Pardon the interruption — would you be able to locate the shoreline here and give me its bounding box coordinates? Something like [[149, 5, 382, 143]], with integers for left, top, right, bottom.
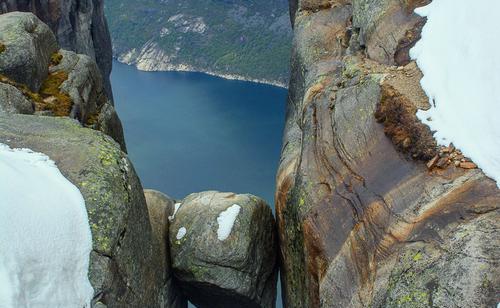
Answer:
[[114, 57, 289, 89]]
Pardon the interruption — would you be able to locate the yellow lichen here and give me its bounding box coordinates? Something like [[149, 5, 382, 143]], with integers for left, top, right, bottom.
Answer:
[[413, 252, 423, 262], [50, 52, 63, 66]]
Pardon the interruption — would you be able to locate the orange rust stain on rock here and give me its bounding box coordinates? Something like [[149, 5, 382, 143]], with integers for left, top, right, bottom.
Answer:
[[303, 219, 329, 308]]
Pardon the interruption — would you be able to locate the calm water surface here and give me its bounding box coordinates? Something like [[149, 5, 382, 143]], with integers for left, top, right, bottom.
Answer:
[[111, 60, 286, 206], [111, 60, 286, 307]]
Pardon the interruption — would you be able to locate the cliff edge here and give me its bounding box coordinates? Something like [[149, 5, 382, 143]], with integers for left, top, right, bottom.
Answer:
[[277, 0, 499, 307]]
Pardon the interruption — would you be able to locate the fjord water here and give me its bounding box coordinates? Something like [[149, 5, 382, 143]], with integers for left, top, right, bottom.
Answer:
[[111, 60, 286, 206]]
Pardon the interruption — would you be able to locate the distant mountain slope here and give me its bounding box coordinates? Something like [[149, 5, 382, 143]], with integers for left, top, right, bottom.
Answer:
[[105, 0, 292, 86]]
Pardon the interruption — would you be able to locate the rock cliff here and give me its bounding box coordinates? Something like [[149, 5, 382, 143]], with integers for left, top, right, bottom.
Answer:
[[277, 0, 499, 307], [0, 0, 114, 101]]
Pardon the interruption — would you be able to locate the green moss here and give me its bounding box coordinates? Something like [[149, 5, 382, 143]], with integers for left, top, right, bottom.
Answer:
[[0, 42, 5, 54], [104, 0, 292, 83]]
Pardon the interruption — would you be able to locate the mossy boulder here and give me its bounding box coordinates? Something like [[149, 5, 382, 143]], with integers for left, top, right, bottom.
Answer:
[[169, 191, 278, 308], [0, 114, 162, 307], [0, 12, 58, 91], [49, 49, 126, 150]]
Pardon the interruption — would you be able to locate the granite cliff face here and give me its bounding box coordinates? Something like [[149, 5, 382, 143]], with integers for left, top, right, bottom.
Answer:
[[0, 0, 114, 101], [277, 0, 500, 307]]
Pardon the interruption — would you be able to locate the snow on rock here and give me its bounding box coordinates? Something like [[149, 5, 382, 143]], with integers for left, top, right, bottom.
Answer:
[[0, 143, 93, 307], [410, 0, 500, 186], [168, 202, 182, 222], [176, 227, 187, 240], [216, 204, 241, 241]]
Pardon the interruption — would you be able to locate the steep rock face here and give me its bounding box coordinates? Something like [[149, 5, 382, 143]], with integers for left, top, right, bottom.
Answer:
[[0, 0, 114, 100], [0, 114, 164, 307], [278, 0, 500, 307], [169, 191, 278, 308]]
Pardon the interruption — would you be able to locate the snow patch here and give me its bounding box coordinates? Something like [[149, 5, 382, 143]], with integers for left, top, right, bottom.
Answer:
[[168, 202, 182, 221], [176, 227, 187, 240], [216, 204, 241, 241], [0, 143, 94, 307], [410, 0, 500, 187]]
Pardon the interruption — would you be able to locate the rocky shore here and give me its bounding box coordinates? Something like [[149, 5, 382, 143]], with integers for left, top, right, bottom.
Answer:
[[116, 42, 288, 89]]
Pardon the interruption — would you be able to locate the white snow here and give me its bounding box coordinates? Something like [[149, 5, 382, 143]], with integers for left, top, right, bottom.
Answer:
[[176, 227, 187, 240], [168, 202, 182, 221], [0, 143, 94, 307], [410, 0, 500, 187], [216, 204, 241, 241]]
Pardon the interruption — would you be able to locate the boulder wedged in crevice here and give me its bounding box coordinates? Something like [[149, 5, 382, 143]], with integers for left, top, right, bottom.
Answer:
[[168, 191, 278, 308]]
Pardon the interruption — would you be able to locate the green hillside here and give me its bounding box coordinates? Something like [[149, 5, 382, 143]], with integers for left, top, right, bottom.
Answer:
[[105, 0, 292, 85]]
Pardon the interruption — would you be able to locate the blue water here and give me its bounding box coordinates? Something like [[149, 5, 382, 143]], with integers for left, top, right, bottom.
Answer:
[[111, 60, 286, 206], [111, 60, 286, 307]]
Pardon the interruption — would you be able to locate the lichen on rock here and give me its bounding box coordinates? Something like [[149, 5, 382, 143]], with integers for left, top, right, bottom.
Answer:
[[278, 1, 500, 307], [169, 191, 278, 308], [0, 114, 163, 307]]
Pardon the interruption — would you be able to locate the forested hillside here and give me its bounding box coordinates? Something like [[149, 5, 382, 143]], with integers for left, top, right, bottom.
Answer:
[[105, 0, 292, 85]]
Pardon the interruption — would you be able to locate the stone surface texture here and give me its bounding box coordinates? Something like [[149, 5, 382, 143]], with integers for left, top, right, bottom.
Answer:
[[0, 11, 57, 91], [144, 189, 187, 308], [0, 0, 114, 100], [278, 0, 500, 307], [169, 191, 278, 308], [0, 114, 163, 307], [0, 82, 34, 114]]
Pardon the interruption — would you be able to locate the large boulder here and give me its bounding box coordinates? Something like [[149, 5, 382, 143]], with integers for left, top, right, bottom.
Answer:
[[0, 0, 114, 100], [0, 114, 163, 307], [169, 191, 278, 308], [278, 0, 500, 307], [144, 189, 187, 308], [0, 12, 58, 91], [0, 82, 34, 114]]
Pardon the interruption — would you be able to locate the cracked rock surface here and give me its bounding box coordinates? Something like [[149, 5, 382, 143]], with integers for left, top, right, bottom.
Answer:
[[278, 0, 500, 307]]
